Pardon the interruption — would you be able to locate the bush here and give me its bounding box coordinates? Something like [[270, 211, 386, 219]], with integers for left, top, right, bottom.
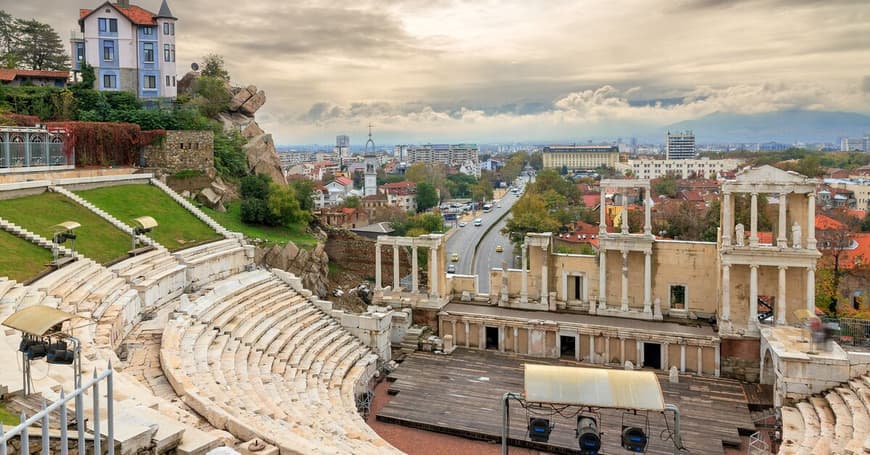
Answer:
[[240, 197, 270, 225], [240, 174, 271, 200]]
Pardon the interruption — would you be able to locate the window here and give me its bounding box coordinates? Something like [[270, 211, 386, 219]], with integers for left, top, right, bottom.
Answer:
[[144, 75, 156, 89], [142, 26, 153, 35], [103, 74, 115, 88], [109, 19, 117, 33], [164, 23, 170, 35], [670, 285, 686, 310], [164, 44, 170, 62], [166, 75, 170, 86], [98, 18, 107, 32], [103, 41, 114, 61], [172, 76, 176, 87], [143, 42, 154, 62], [75, 43, 85, 62], [170, 23, 175, 35], [170, 45, 175, 62]]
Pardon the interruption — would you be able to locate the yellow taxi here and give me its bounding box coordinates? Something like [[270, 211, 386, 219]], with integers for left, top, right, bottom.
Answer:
[[451, 253, 460, 262], [495, 245, 504, 253]]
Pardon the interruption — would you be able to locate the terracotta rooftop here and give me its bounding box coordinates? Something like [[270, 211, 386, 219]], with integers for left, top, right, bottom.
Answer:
[[334, 176, 352, 186], [80, 3, 159, 26], [381, 181, 416, 190], [816, 214, 846, 231], [836, 232, 870, 269], [0, 69, 69, 81]]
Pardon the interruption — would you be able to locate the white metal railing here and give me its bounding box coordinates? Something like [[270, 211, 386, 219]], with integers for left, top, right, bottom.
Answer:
[[0, 366, 114, 455], [748, 431, 770, 454]]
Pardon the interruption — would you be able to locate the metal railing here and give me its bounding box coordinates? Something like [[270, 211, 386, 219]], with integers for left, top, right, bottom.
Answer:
[[0, 142, 70, 169], [0, 366, 114, 455], [829, 317, 870, 347], [748, 431, 770, 454]]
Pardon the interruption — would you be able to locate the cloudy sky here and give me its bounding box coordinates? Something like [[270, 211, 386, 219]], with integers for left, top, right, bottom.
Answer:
[[9, 0, 870, 144]]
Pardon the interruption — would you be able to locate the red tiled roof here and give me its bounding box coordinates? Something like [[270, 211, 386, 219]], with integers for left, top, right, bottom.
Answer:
[[334, 176, 352, 186], [80, 3, 158, 26], [846, 209, 867, 220], [680, 190, 705, 202], [0, 69, 69, 82], [816, 214, 846, 231], [582, 194, 600, 208], [312, 160, 337, 167], [837, 233, 870, 269], [382, 181, 416, 190]]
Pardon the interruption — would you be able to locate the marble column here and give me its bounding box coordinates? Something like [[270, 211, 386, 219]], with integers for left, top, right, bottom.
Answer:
[[575, 335, 580, 361], [464, 321, 470, 348], [722, 191, 732, 246], [430, 246, 439, 298], [807, 266, 816, 312], [714, 345, 721, 377], [598, 250, 607, 309], [513, 327, 519, 353], [599, 186, 607, 234], [375, 243, 382, 289], [621, 191, 629, 234], [749, 264, 758, 326], [643, 251, 652, 314], [750, 192, 759, 246], [605, 336, 611, 364], [540, 247, 548, 306], [589, 335, 595, 363], [697, 347, 703, 374], [777, 266, 787, 324], [807, 193, 816, 249], [777, 192, 788, 248], [620, 338, 625, 365], [621, 250, 629, 312], [680, 344, 686, 373], [662, 343, 669, 371], [520, 244, 528, 304], [411, 247, 419, 292], [393, 244, 400, 290], [721, 264, 731, 321], [644, 191, 652, 235]]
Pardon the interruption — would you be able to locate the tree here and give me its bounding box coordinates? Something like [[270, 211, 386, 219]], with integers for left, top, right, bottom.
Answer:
[[343, 196, 360, 209], [503, 193, 561, 247], [13, 18, 68, 71], [201, 53, 230, 81], [652, 175, 678, 198], [818, 221, 855, 305], [0, 10, 18, 68], [416, 182, 439, 212], [192, 76, 231, 118], [267, 182, 308, 226], [290, 178, 316, 213], [72, 62, 95, 90], [862, 213, 870, 233]]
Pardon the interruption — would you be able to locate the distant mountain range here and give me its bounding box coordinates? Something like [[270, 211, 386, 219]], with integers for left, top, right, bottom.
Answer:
[[663, 110, 870, 144]]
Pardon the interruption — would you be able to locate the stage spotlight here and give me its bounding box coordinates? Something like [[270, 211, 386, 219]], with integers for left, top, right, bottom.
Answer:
[[528, 417, 553, 442], [25, 341, 49, 360], [576, 415, 601, 454], [47, 348, 75, 365], [621, 426, 648, 452]]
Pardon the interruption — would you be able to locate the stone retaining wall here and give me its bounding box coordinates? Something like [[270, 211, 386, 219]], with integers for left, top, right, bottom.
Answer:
[[143, 130, 214, 174]]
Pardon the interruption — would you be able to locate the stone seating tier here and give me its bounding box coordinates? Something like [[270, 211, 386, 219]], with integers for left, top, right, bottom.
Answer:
[[160, 271, 401, 454], [778, 375, 870, 454]]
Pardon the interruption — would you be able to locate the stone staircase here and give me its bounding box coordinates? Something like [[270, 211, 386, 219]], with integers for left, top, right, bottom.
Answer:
[[149, 178, 238, 239], [160, 270, 401, 455], [779, 375, 870, 454], [0, 215, 77, 257], [0, 264, 222, 454], [49, 185, 160, 249]]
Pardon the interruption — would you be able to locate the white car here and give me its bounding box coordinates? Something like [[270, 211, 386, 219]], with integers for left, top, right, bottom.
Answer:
[[473, 218, 483, 226], [458, 221, 467, 227]]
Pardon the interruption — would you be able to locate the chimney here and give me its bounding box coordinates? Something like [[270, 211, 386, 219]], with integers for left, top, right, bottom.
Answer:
[[118, 0, 130, 8]]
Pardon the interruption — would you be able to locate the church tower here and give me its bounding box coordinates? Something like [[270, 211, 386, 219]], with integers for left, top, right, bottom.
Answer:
[[364, 124, 378, 196]]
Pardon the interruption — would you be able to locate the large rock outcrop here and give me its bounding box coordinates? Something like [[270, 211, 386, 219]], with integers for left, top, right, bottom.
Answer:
[[179, 72, 286, 185], [257, 241, 330, 297]]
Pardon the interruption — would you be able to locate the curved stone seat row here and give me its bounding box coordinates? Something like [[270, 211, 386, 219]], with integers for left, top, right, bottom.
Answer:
[[173, 238, 252, 289], [779, 375, 870, 454], [160, 270, 400, 455]]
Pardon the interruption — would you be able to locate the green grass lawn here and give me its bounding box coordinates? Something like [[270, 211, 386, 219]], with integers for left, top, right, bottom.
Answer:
[[0, 229, 51, 282], [201, 202, 317, 249], [76, 184, 222, 251], [0, 402, 19, 425], [0, 192, 130, 264]]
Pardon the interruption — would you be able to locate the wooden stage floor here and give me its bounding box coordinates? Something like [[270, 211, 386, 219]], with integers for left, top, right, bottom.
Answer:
[[377, 349, 756, 454]]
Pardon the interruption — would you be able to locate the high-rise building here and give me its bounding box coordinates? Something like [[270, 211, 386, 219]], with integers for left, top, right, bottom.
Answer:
[[403, 144, 478, 166], [666, 131, 696, 160], [335, 135, 350, 168], [840, 136, 869, 152], [72, 0, 178, 98]]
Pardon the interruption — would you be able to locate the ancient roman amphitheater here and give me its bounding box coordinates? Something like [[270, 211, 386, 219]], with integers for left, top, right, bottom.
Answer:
[[4, 168, 870, 455], [0, 172, 401, 454]]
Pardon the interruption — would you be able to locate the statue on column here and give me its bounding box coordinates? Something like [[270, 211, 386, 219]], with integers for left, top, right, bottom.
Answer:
[[735, 223, 745, 246], [792, 221, 802, 249]]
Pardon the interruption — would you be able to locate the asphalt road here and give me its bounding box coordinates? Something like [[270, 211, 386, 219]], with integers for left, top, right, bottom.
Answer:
[[444, 190, 520, 274], [474, 215, 514, 292]]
